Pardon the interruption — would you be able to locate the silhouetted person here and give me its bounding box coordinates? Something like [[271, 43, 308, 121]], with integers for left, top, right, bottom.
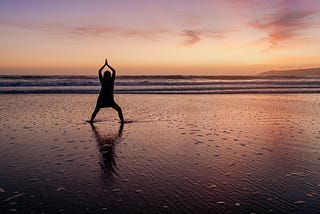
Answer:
[[91, 123, 123, 174], [90, 59, 124, 124]]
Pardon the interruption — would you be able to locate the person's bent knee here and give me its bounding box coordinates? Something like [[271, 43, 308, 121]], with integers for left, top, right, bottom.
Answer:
[[112, 104, 121, 111]]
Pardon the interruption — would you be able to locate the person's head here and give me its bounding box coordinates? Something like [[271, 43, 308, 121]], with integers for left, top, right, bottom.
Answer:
[[103, 71, 111, 80]]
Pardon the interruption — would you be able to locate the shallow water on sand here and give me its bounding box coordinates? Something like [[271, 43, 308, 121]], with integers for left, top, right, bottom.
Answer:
[[0, 94, 320, 213]]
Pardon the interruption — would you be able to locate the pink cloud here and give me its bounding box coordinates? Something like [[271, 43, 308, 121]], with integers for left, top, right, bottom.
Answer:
[[180, 29, 226, 46], [0, 19, 168, 40], [1, 18, 230, 46], [226, 0, 259, 7], [252, 10, 317, 47], [181, 30, 201, 46]]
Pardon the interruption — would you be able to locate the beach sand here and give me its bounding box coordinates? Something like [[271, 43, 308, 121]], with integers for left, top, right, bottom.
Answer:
[[0, 94, 320, 213]]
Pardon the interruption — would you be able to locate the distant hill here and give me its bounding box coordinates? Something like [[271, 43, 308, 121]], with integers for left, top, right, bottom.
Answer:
[[259, 67, 320, 76]]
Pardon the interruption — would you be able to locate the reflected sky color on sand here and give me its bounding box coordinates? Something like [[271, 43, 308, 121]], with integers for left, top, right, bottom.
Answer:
[[0, 94, 320, 213]]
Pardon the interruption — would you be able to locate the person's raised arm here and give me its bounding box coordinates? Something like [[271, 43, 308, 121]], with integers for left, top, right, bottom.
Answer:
[[106, 59, 116, 81], [98, 59, 108, 83]]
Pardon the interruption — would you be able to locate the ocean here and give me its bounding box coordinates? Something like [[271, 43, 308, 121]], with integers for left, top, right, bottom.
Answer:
[[0, 75, 320, 94]]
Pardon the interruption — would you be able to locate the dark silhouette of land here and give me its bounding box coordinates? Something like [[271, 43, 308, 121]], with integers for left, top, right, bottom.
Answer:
[[90, 59, 124, 124], [259, 67, 320, 76], [91, 123, 123, 174]]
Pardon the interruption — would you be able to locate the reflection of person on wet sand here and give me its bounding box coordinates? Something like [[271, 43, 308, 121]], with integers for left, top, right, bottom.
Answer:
[[91, 124, 123, 173], [90, 58, 124, 124]]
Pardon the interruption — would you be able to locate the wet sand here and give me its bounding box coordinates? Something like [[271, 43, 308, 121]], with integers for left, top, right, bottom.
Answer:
[[0, 94, 320, 213]]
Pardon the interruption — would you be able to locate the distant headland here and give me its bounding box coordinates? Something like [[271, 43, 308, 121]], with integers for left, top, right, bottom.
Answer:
[[259, 67, 320, 76]]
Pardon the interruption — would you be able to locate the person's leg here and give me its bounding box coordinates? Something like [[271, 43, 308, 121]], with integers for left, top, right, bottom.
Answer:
[[90, 107, 100, 123], [111, 102, 124, 124]]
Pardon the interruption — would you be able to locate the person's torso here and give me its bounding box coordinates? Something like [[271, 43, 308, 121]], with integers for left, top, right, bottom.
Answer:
[[99, 79, 114, 99]]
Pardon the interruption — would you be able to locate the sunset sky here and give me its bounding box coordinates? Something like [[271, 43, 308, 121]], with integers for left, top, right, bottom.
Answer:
[[1, 0, 320, 75]]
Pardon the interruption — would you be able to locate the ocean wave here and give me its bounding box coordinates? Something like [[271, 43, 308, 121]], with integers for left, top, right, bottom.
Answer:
[[0, 75, 319, 94]]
